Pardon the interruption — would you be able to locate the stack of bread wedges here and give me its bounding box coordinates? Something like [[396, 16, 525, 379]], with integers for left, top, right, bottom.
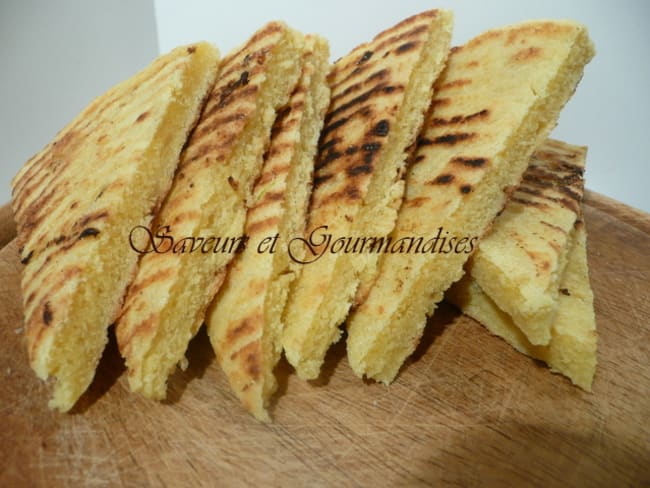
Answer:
[[11, 9, 597, 420]]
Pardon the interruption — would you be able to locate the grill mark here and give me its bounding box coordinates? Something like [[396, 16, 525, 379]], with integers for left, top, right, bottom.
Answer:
[[318, 137, 340, 154], [220, 23, 282, 68], [367, 68, 389, 82], [347, 164, 373, 177], [374, 23, 430, 53], [330, 81, 364, 105], [431, 109, 490, 126], [438, 78, 473, 90], [117, 312, 159, 353], [19, 184, 66, 232], [403, 197, 430, 208], [21, 250, 34, 265], [321, 117, 349, 139], [521, 163, 585, 209], [215, 70, 251, 109], [540, 221, 566, 234], [317, 184, 361, 207], [18, 139, 79, 206], [13, 145, 59, 197], [357, 50, 374, 65], [200, 85, 257, 124], [26, 264, 82, 355], [79, 210, 109, 229], [451, 157, 488, 168], [313, 173, 334, 188], [195, 111, 248, 139], [558, 185, 582, 205], [510, 197, 548, 209], [186, 134, 232, 162], [413, 154, 426, 164], [254, 190, 284, 208], [373, 120, 390, 137], [246, 215, 280, 234], [428, 174, 454, 185], [419, 132, 475, 146], [124, 267, 175, 301], [517, 186, 544, 199], [512, 46, 542, 62], [219, 46, 268, 80], [122, 56, 183, 96], [265, 140, 294, 160], [315, 149, 343, 171], [226, 316, 261, 344], [78, 228, 100, 239], [171, 209, 202, 225], [431, 97, 451, 108], [382, 85, 402, 95], [332, 10, 437, 75], [325, 83, 388, 122], [135, 111, 149, 123], [14, 161, 59, 209], [516, 186, 580, 214], [395, 41, 420, 54], [460, 185, 472, 194], [229, 340, 262, 380], [42, 301, 53, 326], [362, 142, 382, 165], [330, 62, 372, 91], [255, 163, 290, 188]]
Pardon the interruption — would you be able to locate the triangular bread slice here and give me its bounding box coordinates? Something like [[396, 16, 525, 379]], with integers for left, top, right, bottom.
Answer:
[[206, 35, 331, 421], [463, 139, 587, 345], [281, 10, 454, 380], [10, 42, 220, 411], [449, 218, 597, 390], [115, 23, 305, 400], [346, 20, 595, 383]]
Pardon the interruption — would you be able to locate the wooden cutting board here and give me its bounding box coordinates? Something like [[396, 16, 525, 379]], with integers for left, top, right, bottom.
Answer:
[[1, 191, 649, 487]]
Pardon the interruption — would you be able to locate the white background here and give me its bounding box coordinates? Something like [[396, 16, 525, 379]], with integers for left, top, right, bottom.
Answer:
[[2, 1, 649, 212], [0, 1, 158, 205]]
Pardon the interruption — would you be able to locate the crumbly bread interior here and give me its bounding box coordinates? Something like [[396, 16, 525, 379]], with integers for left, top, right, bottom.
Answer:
[[448, 220, 597, 390], [116, 23, 305, 400], [206, 35, 330, 421], [281, 10, 453, 380], [11, 42, 219, 411], [346, 20, 595, 383], [467, 140, 587, 345]]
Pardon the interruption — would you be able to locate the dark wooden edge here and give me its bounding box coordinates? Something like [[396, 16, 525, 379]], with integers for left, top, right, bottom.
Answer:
[[583, 190, 650, 236], [0, 203, 16, 249]]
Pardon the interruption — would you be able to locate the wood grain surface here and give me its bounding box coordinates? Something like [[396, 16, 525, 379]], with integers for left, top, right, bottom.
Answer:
[[0, 192, 649, 487]]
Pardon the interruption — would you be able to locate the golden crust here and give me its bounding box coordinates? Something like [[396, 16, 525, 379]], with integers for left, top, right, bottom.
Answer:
[[207, 35, 331, 421], [116, 22, 305, 400], [346, 20, 595, 384], [282, 9, 454, 380], [467, 139, 587, 345], [11, 42, 220, 410], [447, 141, 597, 390]]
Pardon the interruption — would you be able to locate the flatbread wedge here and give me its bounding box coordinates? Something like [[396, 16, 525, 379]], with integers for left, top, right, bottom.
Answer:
[[346, 20, 595, 383], [206, 35, 331, 421], [449, 218, 597, 390], [11, 42, 220, 411], [282, 9, 454, 380], [463, 139, 587, 345], [116, 23, 305, 400]]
